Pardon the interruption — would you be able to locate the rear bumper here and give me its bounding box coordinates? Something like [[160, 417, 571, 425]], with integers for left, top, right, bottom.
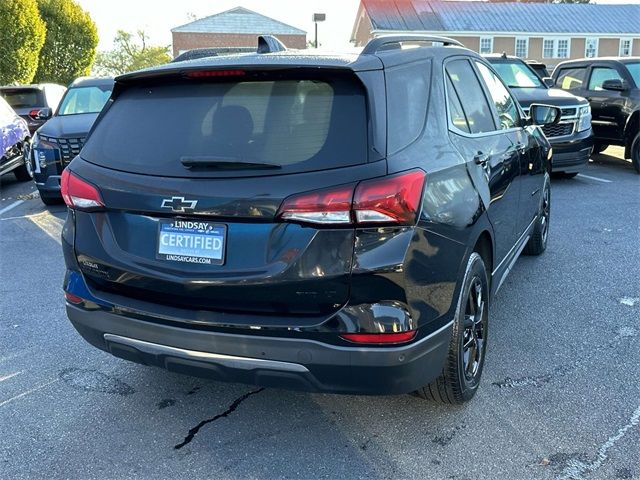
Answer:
[[66, 303, 451, 395], [549, 129, 593, 173]]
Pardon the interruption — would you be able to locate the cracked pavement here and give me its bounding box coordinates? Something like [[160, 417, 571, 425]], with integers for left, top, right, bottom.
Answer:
[[0, 149, 638, 479]]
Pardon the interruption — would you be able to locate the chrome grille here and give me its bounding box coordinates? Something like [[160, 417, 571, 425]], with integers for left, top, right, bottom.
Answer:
[[542, 122, 574, 138]]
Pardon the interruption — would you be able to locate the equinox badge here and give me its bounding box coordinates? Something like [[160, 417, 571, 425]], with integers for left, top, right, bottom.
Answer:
[[161, 196, 198, 213]]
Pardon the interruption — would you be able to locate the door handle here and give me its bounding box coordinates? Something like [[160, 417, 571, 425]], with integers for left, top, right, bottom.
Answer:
[[474, 151, 490, 166]]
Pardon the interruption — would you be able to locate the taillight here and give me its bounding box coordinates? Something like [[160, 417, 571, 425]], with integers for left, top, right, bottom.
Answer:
[[340, 331, 417, 344], [276, 170, 425, 227], [354, 170, 425, 225], [277, 183, 355, 225], [29, 109, 41, 118], [60, 170, 104, 210]]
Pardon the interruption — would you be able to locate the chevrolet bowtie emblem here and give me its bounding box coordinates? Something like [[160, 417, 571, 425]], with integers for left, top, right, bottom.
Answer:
[[160, 196, 198, 213]]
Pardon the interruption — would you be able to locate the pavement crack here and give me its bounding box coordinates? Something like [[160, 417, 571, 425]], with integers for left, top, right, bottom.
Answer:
[[174, 387, 265, 450]]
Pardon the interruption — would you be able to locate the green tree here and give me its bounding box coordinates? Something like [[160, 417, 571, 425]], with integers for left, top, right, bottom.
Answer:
[[0, 0, 46, 85], [93, 30, 171, 76], [33, 0, 98, 85]]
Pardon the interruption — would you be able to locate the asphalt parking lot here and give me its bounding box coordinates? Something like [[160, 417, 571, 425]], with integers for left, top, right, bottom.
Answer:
[[1, 148, 638, 480]]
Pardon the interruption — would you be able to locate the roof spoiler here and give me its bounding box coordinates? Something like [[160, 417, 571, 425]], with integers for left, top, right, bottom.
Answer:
[[362, 34, 463, 55], [257, 35, 287, 54]]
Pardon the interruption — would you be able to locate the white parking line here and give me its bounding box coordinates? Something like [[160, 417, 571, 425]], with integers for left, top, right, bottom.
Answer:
[[0, 371, 22, 383], [0, 378, 60, 409], [26, 212, 64, 245], [577, 174, 612, 183], [0, 200, 24, 216]]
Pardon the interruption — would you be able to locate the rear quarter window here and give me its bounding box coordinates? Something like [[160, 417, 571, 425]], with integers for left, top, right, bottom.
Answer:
[[385, 60, 431, 155], [81, 75, 368, 177]]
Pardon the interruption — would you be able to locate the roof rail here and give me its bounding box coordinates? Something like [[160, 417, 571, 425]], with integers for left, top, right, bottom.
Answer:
[[257, 35, 287, 54], [362, 34, 463, 55]]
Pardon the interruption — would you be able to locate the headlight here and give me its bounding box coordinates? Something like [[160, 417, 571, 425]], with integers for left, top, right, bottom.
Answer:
[[577, 105, 591, 132], [31, 133, 60, 169]]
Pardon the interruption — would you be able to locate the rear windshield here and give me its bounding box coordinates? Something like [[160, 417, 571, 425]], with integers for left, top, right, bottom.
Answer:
[[81, 75, 368, 177], [0, 89, 44, 109]]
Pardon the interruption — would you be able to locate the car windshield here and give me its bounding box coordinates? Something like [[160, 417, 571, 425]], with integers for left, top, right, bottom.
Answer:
[[0, 89, 44, 108], [491, 61, 544, 88], [57, 85, 112, 116], [626, 62, 640, 87]]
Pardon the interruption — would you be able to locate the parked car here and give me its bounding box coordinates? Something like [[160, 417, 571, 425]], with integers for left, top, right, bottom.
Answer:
[[0, 84, 66, 134], [30, 76, 113, 205], [486, 54, 593, 177], [0, 97, 32, 182], [526, 60, 550, 80], [552, 57, 640, 173], [61, 35, 559, 404]]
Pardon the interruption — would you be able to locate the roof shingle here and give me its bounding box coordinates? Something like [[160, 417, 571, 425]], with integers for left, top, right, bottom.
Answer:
[[172, 6, 306, 35]]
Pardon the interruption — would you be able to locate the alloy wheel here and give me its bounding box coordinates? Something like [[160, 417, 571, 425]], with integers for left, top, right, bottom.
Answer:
[[462, 277, 486, 380]]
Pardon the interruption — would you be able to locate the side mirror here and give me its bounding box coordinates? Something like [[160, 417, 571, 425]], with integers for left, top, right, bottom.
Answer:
[[35, 108, 52, 120], [529, 104, 561, 127], [543, 77, 555, 88], [601, 79, 628, 91]]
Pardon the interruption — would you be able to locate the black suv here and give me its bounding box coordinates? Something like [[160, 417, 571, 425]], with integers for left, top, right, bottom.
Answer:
[[552, 57, 640, 173], [0, 83, 66, 134], [61, 35, 560, 403], [30, 76, 113, 205], [486, 55, 593, 177]]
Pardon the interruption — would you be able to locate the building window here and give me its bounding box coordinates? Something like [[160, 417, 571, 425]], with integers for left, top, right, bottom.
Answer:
[[480, 37, 493, 54], [585, 38, 598, 58], [543, 39, 555, 58], [557, 39, 569, 58], [543, 38, 570, 58], [620, 39, 632, 57], [515, 37, 528, 58]]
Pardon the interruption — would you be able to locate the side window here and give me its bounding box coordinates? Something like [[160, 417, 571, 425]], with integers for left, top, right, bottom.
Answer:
[[445, 59, 496, 134], [386, 60, 431, 154], [588, 67, 623, 91], [475, 62, 520, 130], [446, 76, 470, 133], [555, 67, 587, 91]]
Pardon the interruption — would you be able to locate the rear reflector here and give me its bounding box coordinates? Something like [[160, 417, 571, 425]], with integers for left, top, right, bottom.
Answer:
[[340, 331, 417, 344], [64, 292, 83, 304], [276, 170, 425, 227], [61, 170, 104, 210], [186, 69, 246, 78]]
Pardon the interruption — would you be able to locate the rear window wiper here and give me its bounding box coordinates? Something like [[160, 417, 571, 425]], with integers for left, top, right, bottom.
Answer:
[[180, 156, 282, 170]]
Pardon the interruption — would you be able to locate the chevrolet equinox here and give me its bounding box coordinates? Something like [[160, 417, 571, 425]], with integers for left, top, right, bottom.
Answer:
[[61, 35, 560, 403]]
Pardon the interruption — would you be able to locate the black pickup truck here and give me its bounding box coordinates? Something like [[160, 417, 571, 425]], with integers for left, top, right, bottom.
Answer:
[[485, 54, 593, 177], [552, 57, 640, 173]]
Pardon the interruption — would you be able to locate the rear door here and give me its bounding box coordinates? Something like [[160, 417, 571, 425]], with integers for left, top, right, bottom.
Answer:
[[72, 69, 383, 317], [585, 64, 628, 141], [444, 58, 521, 264], [474, 61, 542, 234]]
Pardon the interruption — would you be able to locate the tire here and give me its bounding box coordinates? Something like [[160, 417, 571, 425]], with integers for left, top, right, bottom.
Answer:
[[523, 177, 550, 256], [13, 163, 32, 182], [593, 143, 609, 154], [414, 252, 489, 404], [12, 139, 33, 182], [631, 133, 640, 174]]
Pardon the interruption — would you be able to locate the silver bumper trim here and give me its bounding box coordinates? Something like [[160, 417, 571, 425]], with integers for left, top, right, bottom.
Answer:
[[103, 333, 310, 373]]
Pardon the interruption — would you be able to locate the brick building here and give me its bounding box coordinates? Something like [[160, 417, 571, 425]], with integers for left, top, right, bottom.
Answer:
[[171, 7, 307, 57], [351, 0, 640, 67]]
